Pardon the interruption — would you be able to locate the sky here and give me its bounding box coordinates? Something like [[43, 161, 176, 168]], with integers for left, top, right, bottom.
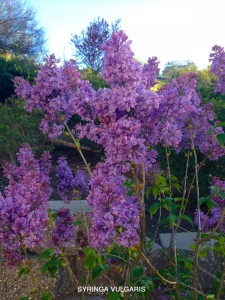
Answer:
[[31, 0, 225, 71]]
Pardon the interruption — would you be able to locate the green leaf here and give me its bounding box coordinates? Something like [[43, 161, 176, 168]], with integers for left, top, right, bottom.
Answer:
[[100, 263, 109, 272], [148, 202, 162, 217], [18, 267, 30, 278], [41, 291, 52, 300], [84, 247, 96, 269], [156, 175, 167, 187], [208, 122, 225, 135], [139, 276, 155, 294], [152, 187, 160, 199], [38, 248, 54, 261], [199, 196, 209, 206], [145, 187, 151, 198], [74, 220, 83, 226], [41, 259, 59, 277], [199, 248, 207, 258], [206, 294, 216, 299], [216, 133, 225, 147], [199, 196, 217, 210], [190, 244, 196, 251], [92, 266, 102, 281], [47, 266, 58, 278], [206, 200, 217, 210], [184, 261, 193, 271], [168, 214, 178, 225], [19, 297, 29, 300], [168, 203, 182, 214], [219, 191, 225, 199], [131, 266, 144, 283], [159, 214, 178, 226], [107, 291, 122, 300], [208, 124, 218, 135], [172, 182, 180, 192], [180, 214, 194, 227], [174, 197, 186, 202]]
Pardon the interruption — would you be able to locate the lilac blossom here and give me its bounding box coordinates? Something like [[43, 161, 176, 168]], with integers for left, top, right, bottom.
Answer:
[[56, 156, 89, 202], [194, 177, 225, 233], [140, 56, 160, 89], [14, 55, 95, 139], [87, 162, 140, 249], [101, 30, 142, 89], [51, 208, 76, 249], [155, 73, 201, 148], [209, 45, 225, 94], [0, 144, 52, 265]]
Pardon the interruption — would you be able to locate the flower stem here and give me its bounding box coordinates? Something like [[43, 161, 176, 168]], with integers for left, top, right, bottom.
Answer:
[[64, 122, 92, 176]]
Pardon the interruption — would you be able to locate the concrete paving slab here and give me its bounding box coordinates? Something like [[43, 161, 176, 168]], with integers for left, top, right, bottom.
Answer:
[[48, 200, 92, 213], [159, 232, 214, 250]]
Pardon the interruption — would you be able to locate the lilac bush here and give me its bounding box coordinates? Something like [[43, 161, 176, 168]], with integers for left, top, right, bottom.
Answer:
[[14, 31, 225, 251], [0, 30, 224, 299]]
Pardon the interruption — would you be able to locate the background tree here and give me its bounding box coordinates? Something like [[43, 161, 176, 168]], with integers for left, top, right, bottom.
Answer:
[[160, 60, 198, 82], [0, 0, 46, 59], [71, 17, 121, 71], [0, 53, 39, 102]]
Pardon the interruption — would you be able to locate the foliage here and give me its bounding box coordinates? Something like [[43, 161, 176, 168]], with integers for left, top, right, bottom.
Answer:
[[160, 60, 197, 81], [71, 17, 121, 71], [0, 53, 39, 102], [80, 67, 108, 90], [0, 99, 52, 162]]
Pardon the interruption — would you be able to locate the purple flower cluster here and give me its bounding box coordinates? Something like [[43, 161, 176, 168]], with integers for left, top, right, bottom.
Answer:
[[194, 177, 225, 233], [0, 144, 52, 265], [156, 73, 200, 148], [14, 55, 95, 139], [51, 208, 76, 250], [87, 162, 140, 248], [56, 156, 89, 202], [101, 31, 142, 89], [141, 56, 160, 90], [209, 45, 225, 94], [152, 73, 225, 160]]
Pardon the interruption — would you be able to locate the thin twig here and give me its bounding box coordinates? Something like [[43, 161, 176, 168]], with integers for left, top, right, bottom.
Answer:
[[79, 200, 89, 237], [141, 252, 177, 285], [64, 122, 92, 176], [197, 264, 221, 282], [132, 165, 145, 266], [190, 129, 201, 300], [175, 150, 190, 234], [64, 255, 79, 299], [165, 148, 180, 299], [152, 204, 162, 243]]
